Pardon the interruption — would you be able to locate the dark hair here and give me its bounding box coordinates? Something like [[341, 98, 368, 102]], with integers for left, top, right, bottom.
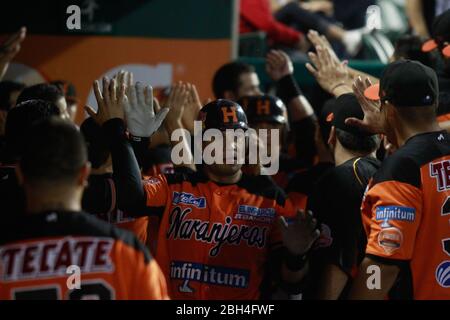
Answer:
[[20, 117, 87, 186], [50, 80, 77, 104], [336, 128, 380, 154], [16, 83, 64, 105], [0, 81, 25, 111], [394, 35, 434, 68], [395, 104, 437, 125], [5, 99, 60, 160], [80, 117, 110, 169], [212, 62, 255, 98]]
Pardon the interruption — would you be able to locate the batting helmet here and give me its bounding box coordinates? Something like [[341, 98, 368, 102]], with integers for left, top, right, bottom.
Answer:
[[238, 95, 287, 125], [198, 99, 248, 131]]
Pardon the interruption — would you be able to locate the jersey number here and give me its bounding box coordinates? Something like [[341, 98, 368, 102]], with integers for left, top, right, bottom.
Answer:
[[13, 282, 113, 300]]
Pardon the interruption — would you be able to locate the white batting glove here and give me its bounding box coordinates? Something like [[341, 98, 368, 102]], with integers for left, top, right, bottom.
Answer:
[[124, 82, 169, 138]]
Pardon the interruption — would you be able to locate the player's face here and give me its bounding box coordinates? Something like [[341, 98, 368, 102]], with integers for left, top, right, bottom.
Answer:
[[207, 162, 242, 177], [251, 121, 284, 155], [203, 132, 243, 177], [236, 72, 262, 99]]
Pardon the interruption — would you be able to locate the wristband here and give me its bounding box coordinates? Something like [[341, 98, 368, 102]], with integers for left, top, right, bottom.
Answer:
[[284, 247, 308, 271], [129, 134, 150, 144], [276, 74, 303, 104]]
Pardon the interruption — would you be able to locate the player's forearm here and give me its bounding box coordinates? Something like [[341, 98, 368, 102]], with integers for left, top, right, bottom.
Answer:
[[129, 136, 150, 169], [316, 264, 349, 300], [276, 74, 314, 122], [103, 118, 147, 212], [405, 0, 429, 37], [288, 96, 315, 121], [281, 260, 309, 284], [348, 256, 400, 300], [280, 246, 310, 284]]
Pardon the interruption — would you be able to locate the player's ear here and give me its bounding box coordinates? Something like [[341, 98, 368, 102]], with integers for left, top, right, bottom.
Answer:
[[328, 126, 336, 147], [384, 102, 398, 126], [15, 166, 24, 186], [77, 162, 91, 187]]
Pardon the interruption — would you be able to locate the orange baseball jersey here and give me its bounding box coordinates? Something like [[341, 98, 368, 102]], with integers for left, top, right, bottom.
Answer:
[[361, 131, 450, 299], [0, 211, 169, 300], [142, 170, 295, 299]]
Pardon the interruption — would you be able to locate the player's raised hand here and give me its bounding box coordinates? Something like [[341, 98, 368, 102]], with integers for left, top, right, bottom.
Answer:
[[0, 27, 26, 80], [164, 82, 189, 127], [123, 81, 169, 138], [307, 30, 340, 64], [345, 76, 385, 134], [265, 49, 294, 82], [278, 210, 320, 256], [306, 45, 351, 96], [113, 70, 131, 92], [182, 83, 202, 133], [85, 76, 126, 125]]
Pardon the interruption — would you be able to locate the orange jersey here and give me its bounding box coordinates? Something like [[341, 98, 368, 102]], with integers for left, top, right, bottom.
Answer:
[[362, 131, 450, 299], [0, 211, 169, 300], [142, 170, 295, 300]]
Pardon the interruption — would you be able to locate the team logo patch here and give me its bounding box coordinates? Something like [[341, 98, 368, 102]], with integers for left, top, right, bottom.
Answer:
[[170, 261, 250, 293], [375, 206, 416, 223], [172, 192, 206, 208], [377, 226, 403, 254], [435, 260, 450, 288], [234, 205, 276, 223]]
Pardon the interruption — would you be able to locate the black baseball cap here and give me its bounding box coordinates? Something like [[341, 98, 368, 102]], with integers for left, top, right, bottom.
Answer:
[[327, 93, 373, 136], [197, 99, 248, 131], [422, 9, 450, 57], [237, 95, 287, 125], [364, 59, 438, 107]]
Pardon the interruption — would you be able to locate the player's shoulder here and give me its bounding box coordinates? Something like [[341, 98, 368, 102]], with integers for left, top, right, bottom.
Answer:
[[0, 211, 152, 263], [76, 213, 152, 261], [238, 173, 286, 206], [373, 131, 450, 188]]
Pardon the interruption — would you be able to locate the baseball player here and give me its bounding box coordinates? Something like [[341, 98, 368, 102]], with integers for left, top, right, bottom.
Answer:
[[348, 60, 450, 299], [305, 94, 381, 299], [87, 77, 320, 300], [0, 117, 168, 300]]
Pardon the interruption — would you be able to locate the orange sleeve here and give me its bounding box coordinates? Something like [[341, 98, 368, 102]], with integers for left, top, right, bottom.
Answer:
[[362, 181, 422, 260], [142, 174, 170, 207], [121, 240, 169, 300], [134, 259, 170, 300]]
